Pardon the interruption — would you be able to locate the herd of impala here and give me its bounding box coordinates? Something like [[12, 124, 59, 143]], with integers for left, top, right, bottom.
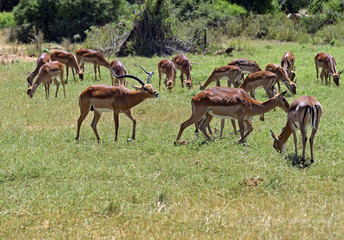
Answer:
[[26, 49, 342, 165]]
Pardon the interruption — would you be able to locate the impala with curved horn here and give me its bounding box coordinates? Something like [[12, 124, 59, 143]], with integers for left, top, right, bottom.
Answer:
[[270, 96, 322, 165], [175, 88, 289, 144], [75, 67, 159, 143]]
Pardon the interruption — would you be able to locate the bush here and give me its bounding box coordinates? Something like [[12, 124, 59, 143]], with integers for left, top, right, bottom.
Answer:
[[13, 0, 130, 43], [0, 11, 15, 29]]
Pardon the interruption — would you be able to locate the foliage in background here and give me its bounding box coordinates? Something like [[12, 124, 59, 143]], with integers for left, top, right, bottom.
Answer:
[[0, 0, 19, 12], [0, 11, 14, 29], [13, 0, 130, 43]]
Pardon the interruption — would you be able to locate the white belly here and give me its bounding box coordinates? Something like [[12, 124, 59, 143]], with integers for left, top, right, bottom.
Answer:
[[208, 110, 236, 120], [94, 108, 112, 113]]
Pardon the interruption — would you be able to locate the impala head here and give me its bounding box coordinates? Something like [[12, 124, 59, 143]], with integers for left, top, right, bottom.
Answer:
[[286, 67, 296, 81], [27, 85, 35, 98], [185, 79, 193, 89], [270, 130, 286, 154], [166, 79, 175, 90], [286, 81, 297, 94], [111, 66, 159, 98], [273, 90, 289, 112], [330, 70, 343, 86]]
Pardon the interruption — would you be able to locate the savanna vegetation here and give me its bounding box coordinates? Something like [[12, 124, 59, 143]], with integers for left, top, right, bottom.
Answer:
[[1, 0, 344, 238]]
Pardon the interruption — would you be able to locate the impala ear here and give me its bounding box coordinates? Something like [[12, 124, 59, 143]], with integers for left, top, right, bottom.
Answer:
[[281, 90, 287, 96], [338, 70, 343, 74], [293, 66, 296, 71], [270, 130, 278, 140]]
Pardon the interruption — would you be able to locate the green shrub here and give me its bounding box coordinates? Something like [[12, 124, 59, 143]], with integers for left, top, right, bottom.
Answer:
[[0, 11, 15, 29]]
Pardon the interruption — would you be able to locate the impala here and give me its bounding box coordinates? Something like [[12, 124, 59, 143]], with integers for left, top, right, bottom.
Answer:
[[198, 64, 242, 138], [172, 54, 193, 88], [158, 59, 176, 90], [27, 61, 66, 99], [27, 52, 50, 86], [175, 87, 289, 144], [228, 58, 261, 79], [110, 59, 127, 86], [265, 63, 296, 94], [75, 67, 159, 143], [199, 65, 241, 90], [27, 52, 55, 98], [281, 51, 296, 81], [270, 96, 322, 165], [50, 50, 83, 83], [76, 48, 114, 83], [315, 52, 343, 86], [239, 71, 277, 99]]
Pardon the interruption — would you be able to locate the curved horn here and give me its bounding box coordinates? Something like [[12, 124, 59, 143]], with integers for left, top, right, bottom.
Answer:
[[140, 66, 154, 84], [111, 68, 145, 86]]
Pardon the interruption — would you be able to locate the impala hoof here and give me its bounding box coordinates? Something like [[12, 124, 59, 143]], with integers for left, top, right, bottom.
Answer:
[[127, 139, 132, 142], [310, 159, 314, 163]]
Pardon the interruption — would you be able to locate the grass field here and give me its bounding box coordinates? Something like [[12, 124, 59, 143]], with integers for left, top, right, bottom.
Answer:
[[1, 39, 344, 239]]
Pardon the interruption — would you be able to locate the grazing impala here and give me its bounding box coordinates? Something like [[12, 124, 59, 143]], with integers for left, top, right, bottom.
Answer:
[[172, 54, 192, 88], [75, 67, 159, 143], [50, 50, 83, 83], [158, 59, 176, 90], [199, 65, 242, 90], [265, 63, 296, 94], [315, 52, 343, 86], [281, 51, 296, 81], [175, 88, 289, 144], [27, 52, 50, 86], [27, 61, 66, 99], [270, 96, 322, 165], [228, 58, 261, 79], [110, 59, 127, 86], [76, 48, 114, 83]]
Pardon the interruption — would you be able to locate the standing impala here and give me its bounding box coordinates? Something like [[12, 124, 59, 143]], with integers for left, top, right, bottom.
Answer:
[[199, 65, 241, 90], [265, 63, 296, 94], [281, 51, 296, 81], [172, 54, 193, 88], [110, 59, 127, 86], [76, 48, 114, 83], [228, 58, 261, 79], [75, 67, 159, 143], [158, 59, 176, 90], [175, 88, 289, 144], [315, 52, 343, 86], [50, 50, 83, 83], [270, 96, 322, 165], [27, 61, 66, 99]]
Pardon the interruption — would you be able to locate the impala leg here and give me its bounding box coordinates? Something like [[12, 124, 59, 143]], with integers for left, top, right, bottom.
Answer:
[[53, 78, 59, 98], [315, 63, 319, 82], [59, 70, 66, 98], [113, 112, 119, 142], [199, 114, 212, 140], [94, 64, 97, 81], [124, 110, 136, 141], [309, 128, 317, 163], [76, 103, 91, 141], [175, 106, 208, 143], [277, 80, 281, 92], [220, 119, 225, 139], [241, 120, 253, 142], [300, 127, 308, 164], [231, 119, 237, 135], [98, 66, 101, 80], [320, 69, 325, 85], [91, 111, 102, 143], [66, 67, 69, 84], [180, 73, 184, 87], [72, 67, 76, 82], [237, 119, 246, 143], [44, 81, 49, 99]]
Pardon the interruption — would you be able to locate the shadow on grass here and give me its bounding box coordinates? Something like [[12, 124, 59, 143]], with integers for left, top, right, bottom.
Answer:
[[285, 153, 313, 169]]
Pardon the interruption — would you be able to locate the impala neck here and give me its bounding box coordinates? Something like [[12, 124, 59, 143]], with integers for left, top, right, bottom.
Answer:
[[128, 90, 149, 107], [251, 98, 279, 116], [277, 121, 292, 144]]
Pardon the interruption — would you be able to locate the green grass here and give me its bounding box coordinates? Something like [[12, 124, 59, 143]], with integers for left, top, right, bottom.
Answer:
[[1, 40, 344, 239]]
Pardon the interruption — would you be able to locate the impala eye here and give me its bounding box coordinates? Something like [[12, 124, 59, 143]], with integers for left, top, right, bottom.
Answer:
[[143, 87, 148, 91], [282, 98, 286, 102]]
